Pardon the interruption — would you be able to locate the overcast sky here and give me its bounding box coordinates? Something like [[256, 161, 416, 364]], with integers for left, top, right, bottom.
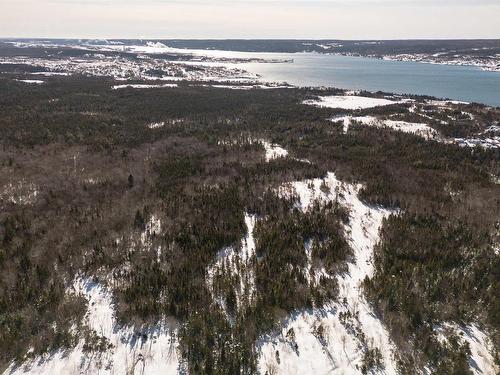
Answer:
[[1, 0, 499, 39]]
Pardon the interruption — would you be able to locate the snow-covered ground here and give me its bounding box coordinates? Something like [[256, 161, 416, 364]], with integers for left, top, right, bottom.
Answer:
[[216, 137, 291, 163], [207, 213, 258, 310], [330, 115, 376, 133], [0, 181, 39, 205], [31, 72, 71, 77], [200, 84, 291, 90], [435, 323, 498, 375], [4, 278, 181, 375], [330, 115, 437, 139], [259, 172, 398, 375], [304, 95, 405, 110], [262, 141, 289, 162], [1, 40, 289, 88], [15, 79, 44, 84], [381, 120, 437, 139], [1, 55, 260, 85], [112, 83, 178, 90], [147, 122, 166, 129], [140, 215, 162, 248], [450, 136, 500, 149], [328, 102, 500, 149], [381, 53, 500, 73], [426, 99, 470, 106]]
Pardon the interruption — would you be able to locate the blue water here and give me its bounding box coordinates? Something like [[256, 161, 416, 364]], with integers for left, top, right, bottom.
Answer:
[[235, 53, 500, 107]]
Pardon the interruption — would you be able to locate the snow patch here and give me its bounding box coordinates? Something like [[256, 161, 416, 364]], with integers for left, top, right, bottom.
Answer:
[[330, 115, 378, 133], [331, 115, 439, 139], [304, 95, 403, 110], [112, 83, 178, 90], [15, 79, 44, 84], [140, 215, 161, 247], [0, 181, 39, 205], [262, 141, 289, 162], [435, 323, 498, 375], [31, 72, 71, 76], [426, 99, 470, 106], [450, 137, 500, 149], [382, 120, 438, 139], [148, 122, 166, 129]]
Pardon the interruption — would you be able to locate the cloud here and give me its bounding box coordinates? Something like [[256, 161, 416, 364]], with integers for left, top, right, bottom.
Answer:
[[0, 0, 498, 39]]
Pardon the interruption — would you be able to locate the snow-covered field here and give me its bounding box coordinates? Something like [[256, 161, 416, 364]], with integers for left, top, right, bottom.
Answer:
[[331, 115, 437, 139], [303, 95, 404, 110]]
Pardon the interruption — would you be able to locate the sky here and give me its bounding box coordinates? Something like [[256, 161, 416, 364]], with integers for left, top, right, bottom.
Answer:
[[0, 0, 499, 39]]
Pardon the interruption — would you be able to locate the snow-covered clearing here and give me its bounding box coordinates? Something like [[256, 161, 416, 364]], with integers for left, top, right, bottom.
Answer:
[[15, 79, 44, 84], [426, 99, 470, 106], [206, 84, 255, 90], [147, 122, 166, 129], [435, 323, 498, 375], [262, 141, 289, 162], [331, 115, 438, 139], [201, 84, 291, 90], [330, 115, 378, 133], [216, 137, 290, 163], [259, 172, 398, 375], [330, 104, 500, 148], [451, 136, 500, 149], [304, 95, 404, 110], [382, 120, 437, 139], [31, 72, 71, 76], [5, 278, 181, 375], [147, 119, 183, 130], [112, 83, 178, 90]]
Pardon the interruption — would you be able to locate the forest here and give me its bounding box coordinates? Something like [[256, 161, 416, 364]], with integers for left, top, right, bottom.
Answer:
[[0, 71, 499, 374]]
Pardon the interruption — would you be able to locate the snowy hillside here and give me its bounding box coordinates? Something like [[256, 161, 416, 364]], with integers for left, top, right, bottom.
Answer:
[[5, 278, 182, 375], [258, 172, 398, 374]]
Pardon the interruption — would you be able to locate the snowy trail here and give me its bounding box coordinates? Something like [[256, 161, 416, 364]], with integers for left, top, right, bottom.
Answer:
[[258, 172, 398, 375], [335, 174, 397, 374], [207, 213, 258, 310]]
